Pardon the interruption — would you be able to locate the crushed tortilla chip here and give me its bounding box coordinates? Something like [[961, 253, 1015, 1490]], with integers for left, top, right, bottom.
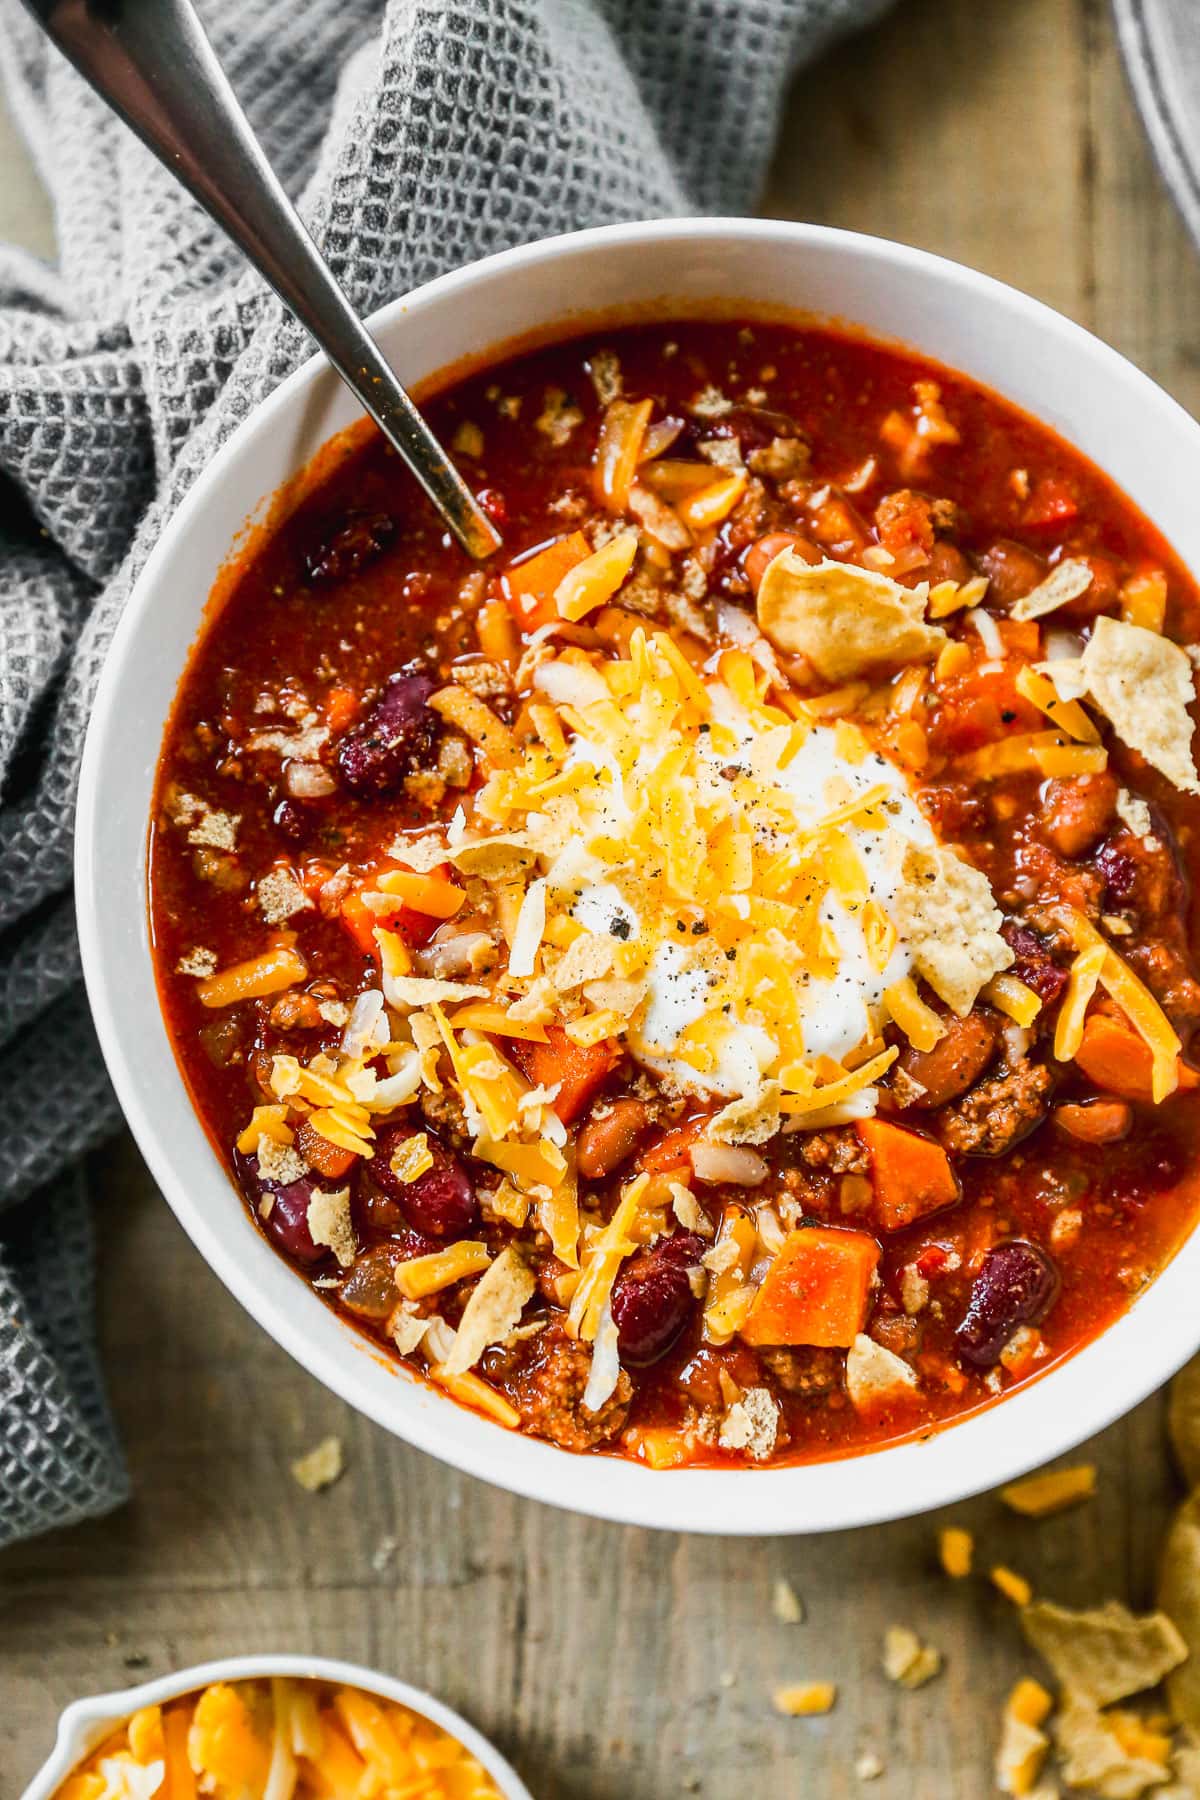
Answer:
[[1080, 616, 1200, 794], [755, 551, 946, 682], [773, 1682, 836, 1716], [883, 1624, 942, 1689], [1053, 1690, 1172, 1799], [845, 1334, 919, 1410], [892, 842, 1012, 1015], [290, 1435, 344, 1492], [441, 1246, 536, 1376], [1001, 1464, 1097, 1518], [1159, 1491, 1200, 1729], [772, 1577, 804, 1624], [305, 1186, 356, 1268], [1010, 557, 1094, 621], [1021, 1599, 1187, 1707]]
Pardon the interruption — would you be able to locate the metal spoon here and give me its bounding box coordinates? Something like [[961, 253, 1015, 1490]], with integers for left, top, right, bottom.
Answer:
[[21, 0, 503, 560]]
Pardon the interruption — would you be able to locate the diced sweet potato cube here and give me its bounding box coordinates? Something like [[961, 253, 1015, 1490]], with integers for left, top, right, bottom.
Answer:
[[856, 1118, 959, 1231], [740, 1226, 880, 1349]]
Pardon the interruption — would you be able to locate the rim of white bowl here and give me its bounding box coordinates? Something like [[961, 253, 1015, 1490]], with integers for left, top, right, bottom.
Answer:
[[20, 1654, 533, 1800], [76, 216, 1200, 1536]]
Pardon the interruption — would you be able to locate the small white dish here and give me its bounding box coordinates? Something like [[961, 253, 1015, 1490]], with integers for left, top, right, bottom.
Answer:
[[19, 1654, 532, 1800], [76, 217, 1200, 1534]]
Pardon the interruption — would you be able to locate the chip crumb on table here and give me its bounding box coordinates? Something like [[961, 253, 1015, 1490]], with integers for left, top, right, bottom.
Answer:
[[289, 1434, 345, 1492]]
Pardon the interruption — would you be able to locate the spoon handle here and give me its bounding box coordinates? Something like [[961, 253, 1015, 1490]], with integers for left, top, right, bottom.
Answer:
[[22, 0, 502, 560]]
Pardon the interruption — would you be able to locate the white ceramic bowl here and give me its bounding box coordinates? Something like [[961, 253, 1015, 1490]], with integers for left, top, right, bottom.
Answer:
[[19, 1654, 532, 1800], [77, 218, 1200, 1535]]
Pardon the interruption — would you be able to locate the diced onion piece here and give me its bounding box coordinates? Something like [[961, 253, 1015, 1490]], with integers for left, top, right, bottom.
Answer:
[[983, 973, 1042, 1028], [196, 946, 307, 1008], [966, 606, 1004, 660], [883, 977, 945, 1053], [554, 529, 639, 622], [394, 1240, 492, 1300], [690, 1142, 769, 1187], [340, 988, 385, 1060]]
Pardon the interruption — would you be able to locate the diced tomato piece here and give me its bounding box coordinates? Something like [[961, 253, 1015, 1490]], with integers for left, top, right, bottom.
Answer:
[[856, 1118, 960, 1232], [916, 1244, 949, 1278], [1023, 477, 1079, 528], [324, 686, 359, 735], [507, 1025, 617, 1124], [740, 1226, 880, 1349]]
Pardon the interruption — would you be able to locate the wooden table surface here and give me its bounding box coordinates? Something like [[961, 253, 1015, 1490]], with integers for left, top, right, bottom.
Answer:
[[6, 2, 1200, 1793]]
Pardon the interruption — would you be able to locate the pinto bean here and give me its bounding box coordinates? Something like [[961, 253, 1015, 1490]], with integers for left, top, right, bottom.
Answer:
[[896, 1011, 999, 1109], [1054, 1100, 1132, 1144], [1039, 772, 1117, 859], [745, 530, 820, 593], [977, 539, 1046, 607], [576, 1098, 651, 1182], [926, 540, 972, 586]]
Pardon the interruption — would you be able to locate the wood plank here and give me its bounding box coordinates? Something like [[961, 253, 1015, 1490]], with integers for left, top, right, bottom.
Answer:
[[6, 1, 1200, 1792]]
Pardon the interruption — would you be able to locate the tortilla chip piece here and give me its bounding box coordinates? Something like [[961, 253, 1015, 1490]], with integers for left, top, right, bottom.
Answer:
[[1010, 557, 1094, 621], [1054, 1691, 1172, 1800], [1160, 1491, 1200, 1728], [1168, 1357, 1200, 1490], [290, 1435, 344, 1493], [1001, 1464, 1097, 1518], [755, 551, 946, 683], [1021, 1599, 1187, 1707], [1080, 616, 1200, 794], [882, 1624, 942, 1689], [893, 842, 1013, 1015], [441, 1247, 536, 1376], [845, 1334, 919, 1411]]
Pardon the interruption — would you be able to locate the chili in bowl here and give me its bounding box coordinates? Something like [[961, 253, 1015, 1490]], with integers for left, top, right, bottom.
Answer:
[[77, 220, 1200, 1533]]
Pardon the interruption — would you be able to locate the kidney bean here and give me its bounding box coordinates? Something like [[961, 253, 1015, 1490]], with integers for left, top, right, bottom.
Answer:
[[611, 1232, 704, 1366], [1096, 843, 1138, 904], [1054, 1100, 1132, 1145], [1039, 772, 1117, 859], [576, 1098, 651, 1182], [954, 1241, 1059, 1367], [926, 540, 972, 586], [977, 539, 1046, 607], [305, 511, 395, 583], [897, 1011, 999, 1109], [259, 1177, 325, 1264], [371, 1124, 478, 1239], [1001, 924, 1069, 1006], [336, 669, 438, 797]]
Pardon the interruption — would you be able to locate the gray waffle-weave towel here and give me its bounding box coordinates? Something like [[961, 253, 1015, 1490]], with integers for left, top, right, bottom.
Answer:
[[0, 0, 892, 1547]]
